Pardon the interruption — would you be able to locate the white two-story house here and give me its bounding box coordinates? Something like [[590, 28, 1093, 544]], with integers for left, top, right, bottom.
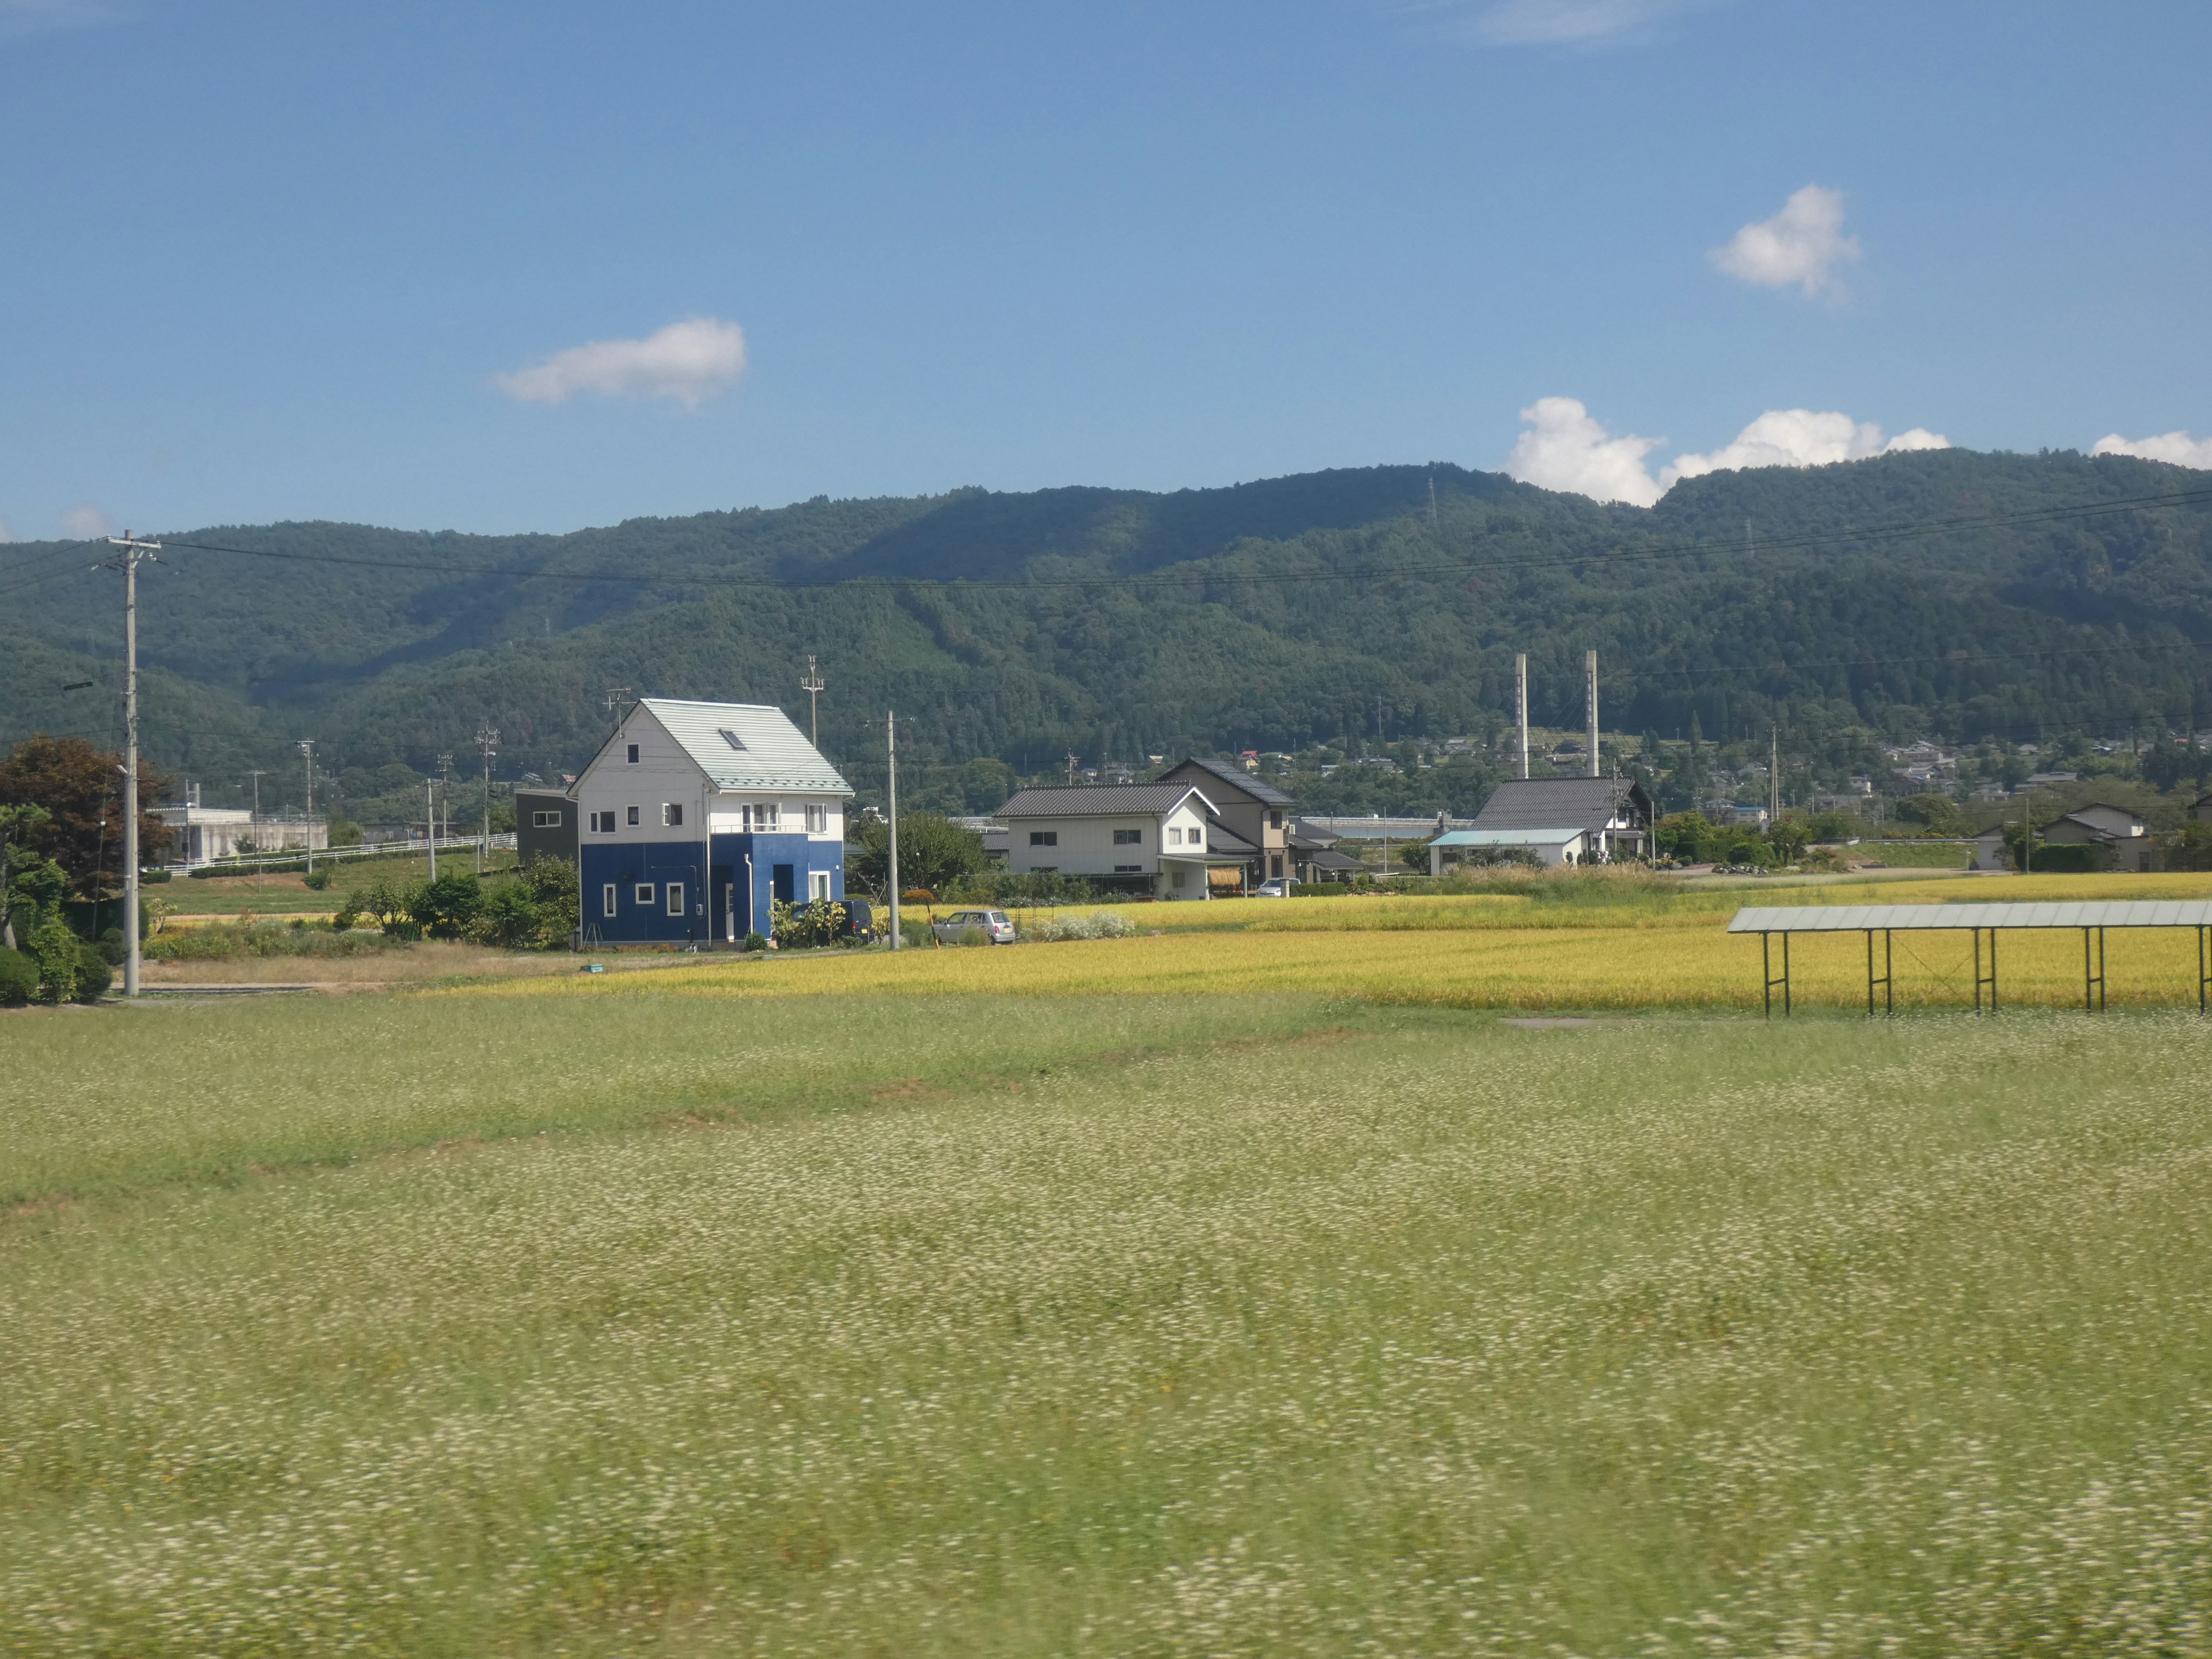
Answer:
[[576, 698, 851, 945], [994, 781, 1229, 899]]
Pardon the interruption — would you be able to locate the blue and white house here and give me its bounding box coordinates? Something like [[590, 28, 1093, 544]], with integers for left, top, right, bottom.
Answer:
[[575, 698, 851, 945]]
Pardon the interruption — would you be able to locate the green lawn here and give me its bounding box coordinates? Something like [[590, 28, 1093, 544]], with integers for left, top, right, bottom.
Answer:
[[5, 994, 2210, 1655]]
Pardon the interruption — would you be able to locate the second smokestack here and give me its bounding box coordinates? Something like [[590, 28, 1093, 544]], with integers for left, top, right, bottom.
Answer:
[[1585, 649, 1600, 779]]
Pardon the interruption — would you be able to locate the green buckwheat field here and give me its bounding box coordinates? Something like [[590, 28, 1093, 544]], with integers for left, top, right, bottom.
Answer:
[[6, 980, 2210, 1656]]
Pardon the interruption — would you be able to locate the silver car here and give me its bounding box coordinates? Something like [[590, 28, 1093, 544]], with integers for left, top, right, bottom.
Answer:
[[931, 908, 1017, 944]]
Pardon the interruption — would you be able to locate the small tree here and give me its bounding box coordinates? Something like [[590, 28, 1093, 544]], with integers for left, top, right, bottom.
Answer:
[[410, 872, 483, 941], [846, 812, 987, 899]]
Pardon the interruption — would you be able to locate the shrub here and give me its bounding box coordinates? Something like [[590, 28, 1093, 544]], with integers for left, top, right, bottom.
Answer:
[[143, 922, 408, 961], [301, 867, 334, 891], [742, 931, 768, 952], [73, 943, 112, 1003], [0, 945, 37, 1005], [1032, 910, 1138, 942], [771, 897, 847, 949], [468, 858, 581, 950], [28, 919, 78, 1003], [409, 872, 482, 941], [97, 927, 127, 966]]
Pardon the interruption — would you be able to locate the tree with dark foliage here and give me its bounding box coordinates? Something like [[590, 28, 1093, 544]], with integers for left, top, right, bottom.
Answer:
[[0, 734, 172, 898]]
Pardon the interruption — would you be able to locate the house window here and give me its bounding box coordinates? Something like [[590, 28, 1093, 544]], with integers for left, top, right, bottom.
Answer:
[[665, 882, 685, 916], [809, 869, 832, 902], [662, 803, 683, 827], [635, 882, 654, 905], [532, 810, 562, 828], [743, 804, 779, 832], [626, 805, 641, 827], [1171, 869, 1188, 888], [1113, 828, 1141, 845], [626, 744, 640, 764], [1268, 809, 1283, 829], [1270, 854, 1284, 878], [1030, 830, 1057, 846], [602, 884, 617, 918], [717, 728, 747, 751], [1032, 866, 1058, 873], [1166, 826, 1182, 846], [589, 810, 616, 834], [1115, 864, 1142, 873], [806, 802, 828, 834]]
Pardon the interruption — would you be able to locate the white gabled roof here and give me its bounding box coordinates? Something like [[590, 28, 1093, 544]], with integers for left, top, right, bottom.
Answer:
[[638, 698, 853, 795]]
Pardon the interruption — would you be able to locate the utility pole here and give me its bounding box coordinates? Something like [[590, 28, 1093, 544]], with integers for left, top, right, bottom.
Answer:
[[475, 721, 498, 872], [1065, 751, 1079, 785], [604, 687, 632, 733], [1427, 473, 1438, 526], [887, 711, 902, 952], [426, 779, 437, 880], [1516, 653, 1529, 781], [438, 753, 454, 849], [105, 531, 161, 998], [297, 739, 316, 878], [800, 656, 826, 748]]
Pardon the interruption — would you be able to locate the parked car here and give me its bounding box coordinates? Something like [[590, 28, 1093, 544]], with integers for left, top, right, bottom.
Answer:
[[1252, 879, 1291, 898], [931, 908, 1017, 944]]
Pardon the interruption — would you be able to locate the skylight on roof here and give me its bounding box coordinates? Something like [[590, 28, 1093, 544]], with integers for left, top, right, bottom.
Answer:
[[718, 728, 747, 751]]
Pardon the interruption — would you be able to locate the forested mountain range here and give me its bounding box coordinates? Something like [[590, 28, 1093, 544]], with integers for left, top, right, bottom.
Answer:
[[5, 446, 2210, 819]]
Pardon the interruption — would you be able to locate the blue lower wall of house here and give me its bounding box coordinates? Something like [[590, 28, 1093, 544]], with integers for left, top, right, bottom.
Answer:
[[579, 835, 844, 944]]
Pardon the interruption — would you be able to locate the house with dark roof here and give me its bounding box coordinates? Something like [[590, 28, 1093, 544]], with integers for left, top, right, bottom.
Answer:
[[1429, 777, 1653, 871], [2037, 802, 2150, 871], [576, 698, 852, 946], [995, 781, 1234, 898], [1157, 757, 1295, 886]]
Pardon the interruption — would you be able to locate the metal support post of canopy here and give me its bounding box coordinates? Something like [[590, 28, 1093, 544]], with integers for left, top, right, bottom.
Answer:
[[1762, 931, 1790, 1018], [1867, 929, 1892, 1016], [2084, 927, 2106, 1012]]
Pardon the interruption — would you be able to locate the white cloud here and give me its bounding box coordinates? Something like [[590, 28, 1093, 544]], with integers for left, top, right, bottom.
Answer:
[[1461, 0, 1702, 44], [496, 316, 748, 410], [1664, 409, 1948, 487], [61, 505, 116, 539], [1710, 184, 1860, 298], [1505, 400, 1949, 505], [1503, 397, 1667, 507], [2091, 430, 2212, 470]]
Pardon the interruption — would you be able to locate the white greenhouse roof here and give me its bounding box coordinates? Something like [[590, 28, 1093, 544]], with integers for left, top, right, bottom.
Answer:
[[1730, 901, 2212, 934], [639, 698, 853, 795]]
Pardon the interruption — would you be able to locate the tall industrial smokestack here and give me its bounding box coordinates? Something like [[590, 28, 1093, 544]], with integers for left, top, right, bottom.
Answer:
[[1516, 653, 1529, 781], [1585, 649, 1600, 779]]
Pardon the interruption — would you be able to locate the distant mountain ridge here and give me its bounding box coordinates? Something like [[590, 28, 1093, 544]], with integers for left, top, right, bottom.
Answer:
[[4, 448, 2208, 813]]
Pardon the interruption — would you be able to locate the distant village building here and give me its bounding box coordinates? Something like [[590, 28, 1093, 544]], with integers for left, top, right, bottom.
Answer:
[[155, 783, 326, 865], [2037, 802, 2150, 872]]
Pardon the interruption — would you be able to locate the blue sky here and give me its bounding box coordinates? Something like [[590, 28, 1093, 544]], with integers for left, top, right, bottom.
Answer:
[[1, 0, 2206, 537]]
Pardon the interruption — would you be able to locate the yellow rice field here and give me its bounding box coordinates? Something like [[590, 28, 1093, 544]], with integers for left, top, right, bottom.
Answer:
[[463, 870, 2212, 1014]]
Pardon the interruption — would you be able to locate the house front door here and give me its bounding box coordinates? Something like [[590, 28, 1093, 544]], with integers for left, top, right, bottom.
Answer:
[[772, 863, 796, 904]]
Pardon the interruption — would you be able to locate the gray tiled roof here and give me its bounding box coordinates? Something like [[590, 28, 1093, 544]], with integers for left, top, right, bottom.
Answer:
[[997, 782, 1212, 819], [1165, 756, 1294, 808], [1472, 777, 1649, 833], [639, 698, 853, 794]]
